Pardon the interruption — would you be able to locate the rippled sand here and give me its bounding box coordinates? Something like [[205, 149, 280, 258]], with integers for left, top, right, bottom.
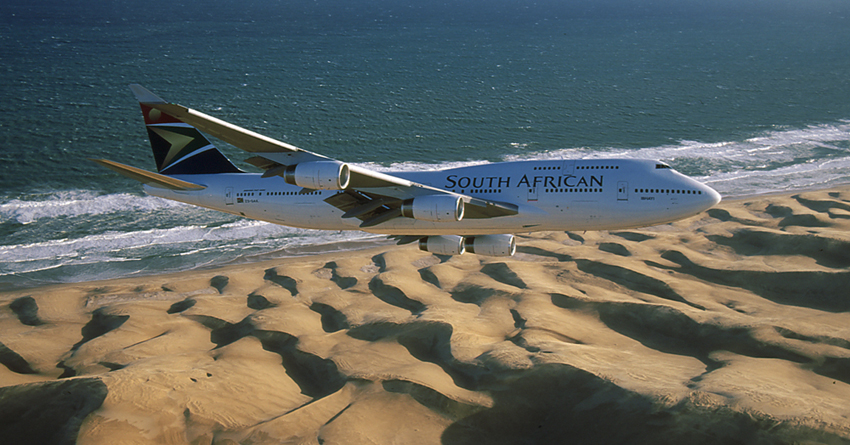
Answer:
[[1, 186, 849, 444]]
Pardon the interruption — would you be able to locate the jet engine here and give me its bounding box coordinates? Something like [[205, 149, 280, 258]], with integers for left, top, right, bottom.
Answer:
[[418, 235, 465, 255], [401, 195, 464, 222], [464, 234, 516, 257], [417, 234, 516, 257], [283, 161, 350, 190]]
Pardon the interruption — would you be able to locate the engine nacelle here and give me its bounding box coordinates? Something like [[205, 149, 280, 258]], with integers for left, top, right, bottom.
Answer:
[[419, 235, 465, 255], [283, 161, 350, 190], [464, 234, 516, 257], [401, 195, 464, 222]]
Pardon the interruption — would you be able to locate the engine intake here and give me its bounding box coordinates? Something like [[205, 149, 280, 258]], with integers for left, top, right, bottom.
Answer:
[[283, 161, 350, 190], [401, 195, 464, 222], [418, 235, 465, 255], [465, 234, 516, 257]]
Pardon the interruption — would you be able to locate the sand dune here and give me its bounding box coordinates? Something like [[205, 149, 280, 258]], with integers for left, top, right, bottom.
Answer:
[[2, 186, 850, 444]]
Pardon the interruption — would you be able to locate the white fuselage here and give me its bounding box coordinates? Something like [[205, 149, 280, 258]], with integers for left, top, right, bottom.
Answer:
[[144, 159, 720, 235]]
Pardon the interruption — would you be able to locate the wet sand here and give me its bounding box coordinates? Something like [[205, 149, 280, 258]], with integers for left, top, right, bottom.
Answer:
[[1, 185, 850, 444]]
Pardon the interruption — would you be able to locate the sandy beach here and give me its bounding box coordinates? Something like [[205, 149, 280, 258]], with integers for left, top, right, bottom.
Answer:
[[1, 185, 849, 444]]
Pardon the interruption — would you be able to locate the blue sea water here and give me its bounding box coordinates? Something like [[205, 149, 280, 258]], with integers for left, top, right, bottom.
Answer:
[[2, 0, 850, 289]]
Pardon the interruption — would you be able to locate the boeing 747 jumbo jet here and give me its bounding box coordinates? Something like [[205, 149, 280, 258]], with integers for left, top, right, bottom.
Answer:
[[93, 85, 721, 257]]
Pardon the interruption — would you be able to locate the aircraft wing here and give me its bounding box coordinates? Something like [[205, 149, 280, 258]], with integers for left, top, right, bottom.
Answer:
[[130, 85, 518, 224]]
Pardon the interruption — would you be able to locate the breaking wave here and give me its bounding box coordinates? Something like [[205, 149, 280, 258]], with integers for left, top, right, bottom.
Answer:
[[0, 191, 183, 225]]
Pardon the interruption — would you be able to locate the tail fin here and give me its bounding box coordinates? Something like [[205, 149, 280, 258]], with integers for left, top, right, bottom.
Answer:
[[130, 84, 243, 175]]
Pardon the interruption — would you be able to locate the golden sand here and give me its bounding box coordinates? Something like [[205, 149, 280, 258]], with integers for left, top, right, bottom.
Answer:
[[1, 186, 849, 444]]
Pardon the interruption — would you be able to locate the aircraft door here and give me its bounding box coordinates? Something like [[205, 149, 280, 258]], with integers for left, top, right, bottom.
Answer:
[[527, 187, 538, 202], [617, 182, 628, 201], [225, 187, 234, 205]]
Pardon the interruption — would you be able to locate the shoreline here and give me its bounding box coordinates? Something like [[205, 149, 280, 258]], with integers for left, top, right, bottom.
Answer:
[[0, 234, 397, 293], [1, 183, 850, 443], [5, 182, 848, 294]]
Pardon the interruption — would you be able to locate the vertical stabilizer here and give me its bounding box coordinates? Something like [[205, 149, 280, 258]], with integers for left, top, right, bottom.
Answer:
[[130, 84, 243, 175]]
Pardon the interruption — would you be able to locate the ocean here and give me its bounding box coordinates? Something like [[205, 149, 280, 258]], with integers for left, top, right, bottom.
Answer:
[[2, 0, 849, 289]]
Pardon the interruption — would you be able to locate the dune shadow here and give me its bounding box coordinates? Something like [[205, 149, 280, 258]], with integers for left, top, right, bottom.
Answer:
[[611, 231, 655, 242], [247, 294, 276, 310], [0, 342, 37, 375], [707, 229, 850, 269], [254, 330, 347, 399], [263, 268, 299, 297], [72, 308, 129, 352], [449, 283, 520, 306], [348, 321, 484, 390], [368, 276, 426, 315], [794, 195, 850, 214], [210, 275, 229, 294], [370, 253, 389, 273], [382, 380, 485, 421], [592, 302, 808, 372], [598, 242, 632, 257], [185, 314, 346, 398], [10, 296, 44, 326], [479, 263, 526, 289], [514, 246, 573, 262], [0, 378, 108, 445], [418, 267, 442, 289], [549, 295, 811, 379], [320, 262, 358, 290], [440, 363, 841, 445], [774, 326, 850, 350], [309, 302, 350, 333], [657, 250, 850, 312], [765, 204, 831, 228], [810, 357, 850, 385], [167, 298, 196, 314], [575, 260, 704, 310]]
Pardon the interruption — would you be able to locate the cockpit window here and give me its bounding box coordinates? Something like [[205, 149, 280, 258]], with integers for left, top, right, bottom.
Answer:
[[655, 163, 671, 169]]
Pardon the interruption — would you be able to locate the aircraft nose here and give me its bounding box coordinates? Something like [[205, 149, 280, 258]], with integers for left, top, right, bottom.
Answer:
[[704, 185, 721, 207], [699, 184, 722, 209]]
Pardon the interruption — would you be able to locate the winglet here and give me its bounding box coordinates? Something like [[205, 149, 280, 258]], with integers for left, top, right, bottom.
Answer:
[[129, 84, 167, 104]]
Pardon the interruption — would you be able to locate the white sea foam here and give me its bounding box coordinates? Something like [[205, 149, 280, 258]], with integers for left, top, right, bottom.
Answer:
[[0, 191, 184, 224], [497, 121, 850, 196], [357, 121, 848, 179], [1, 224, 207, 264], [703, 155, 850, 195], [0, 213, 374, 280], [503, 121, 849, 162], [355, 159, 490, 173], [1, 218, 352, 263]]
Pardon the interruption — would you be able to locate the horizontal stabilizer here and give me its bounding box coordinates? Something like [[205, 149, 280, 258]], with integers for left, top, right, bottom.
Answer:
[[91, 159, 206, 191]]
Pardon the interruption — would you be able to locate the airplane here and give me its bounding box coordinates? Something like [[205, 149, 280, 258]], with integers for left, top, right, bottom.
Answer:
[[92, 85, 721, 257]]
